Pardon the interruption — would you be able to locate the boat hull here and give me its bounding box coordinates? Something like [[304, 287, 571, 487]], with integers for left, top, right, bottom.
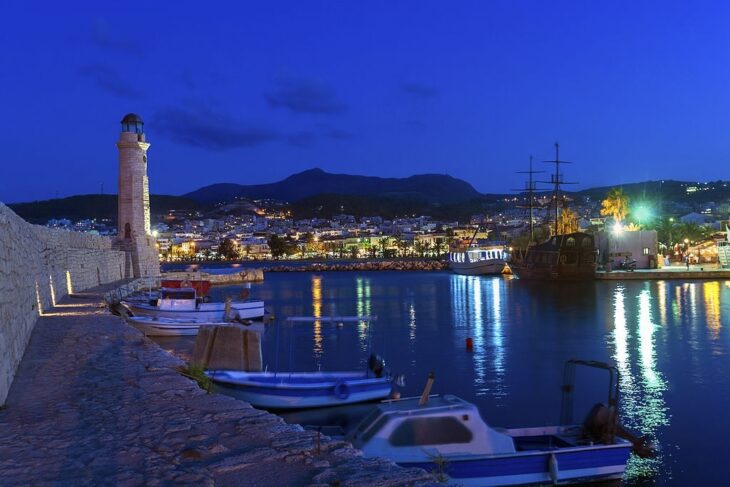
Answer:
[[127, 317, 265, 337], [207, 371, 393, 409], [449, 259, 507, 276], [123, 300, 265, 320], [509, 263, 596, 281], [401, 443, 632, 486]]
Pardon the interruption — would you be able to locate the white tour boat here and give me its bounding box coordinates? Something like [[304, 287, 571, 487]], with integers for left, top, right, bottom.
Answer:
[[122, 287, 265, 321], [449, 245, 509, 275]]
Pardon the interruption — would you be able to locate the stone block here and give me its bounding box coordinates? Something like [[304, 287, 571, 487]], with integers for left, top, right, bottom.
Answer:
[[191, 325, 262, 372]]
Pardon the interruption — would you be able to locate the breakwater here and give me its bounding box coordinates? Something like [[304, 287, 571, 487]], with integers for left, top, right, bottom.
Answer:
[[0, 282, 433, 485], [265, 259, 448, 272], [0, 202, 128, 405]]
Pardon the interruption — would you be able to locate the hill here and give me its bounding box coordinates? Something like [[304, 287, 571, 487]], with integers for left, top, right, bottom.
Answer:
[[183, 168, 481, 205], [8, 194, 203, 224]]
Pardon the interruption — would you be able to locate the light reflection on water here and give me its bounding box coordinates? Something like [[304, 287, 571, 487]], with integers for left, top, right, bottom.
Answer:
[[200, 272, 730, 485]]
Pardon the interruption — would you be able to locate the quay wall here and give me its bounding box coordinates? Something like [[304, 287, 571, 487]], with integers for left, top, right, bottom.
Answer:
[[0, 202, 126, 405]]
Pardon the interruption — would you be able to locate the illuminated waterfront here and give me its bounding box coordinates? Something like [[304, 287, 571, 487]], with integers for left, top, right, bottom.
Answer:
[[206, 271, 730, 485]]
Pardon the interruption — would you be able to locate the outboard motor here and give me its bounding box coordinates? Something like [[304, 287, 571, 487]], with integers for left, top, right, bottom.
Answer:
[[368, 354, 385, 378]]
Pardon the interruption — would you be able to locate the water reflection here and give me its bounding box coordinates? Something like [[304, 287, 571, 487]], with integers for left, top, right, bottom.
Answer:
[[311, 276, 323, 359], [703, 282, 721, 339], [612, 284, 669, 481], [355, 277, 371, 351], [449, 276, 505, 397]]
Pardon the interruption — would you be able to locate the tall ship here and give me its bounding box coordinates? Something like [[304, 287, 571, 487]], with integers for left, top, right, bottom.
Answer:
[[510, 231, 597, 280], [509, 144, 597, 281]]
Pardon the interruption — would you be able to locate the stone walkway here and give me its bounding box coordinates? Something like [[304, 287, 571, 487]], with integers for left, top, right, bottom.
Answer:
[[0, 283, 433, 486]]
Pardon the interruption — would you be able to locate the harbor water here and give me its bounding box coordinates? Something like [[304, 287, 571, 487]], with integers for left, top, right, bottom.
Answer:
[[163, 270, 730, 485]]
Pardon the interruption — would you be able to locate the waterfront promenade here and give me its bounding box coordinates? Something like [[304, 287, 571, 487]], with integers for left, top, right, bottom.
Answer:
[[0, 282, 432, 486]]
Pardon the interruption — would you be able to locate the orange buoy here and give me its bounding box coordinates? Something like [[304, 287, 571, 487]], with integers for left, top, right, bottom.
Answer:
[[466, 337, 474, 351]]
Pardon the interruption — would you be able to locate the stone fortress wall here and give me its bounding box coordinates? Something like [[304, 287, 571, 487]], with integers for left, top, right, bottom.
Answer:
[[0, 202, 127, 405]]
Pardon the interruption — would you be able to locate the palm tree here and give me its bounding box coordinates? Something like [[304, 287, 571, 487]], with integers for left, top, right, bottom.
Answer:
[[600, 188, 630, 223]]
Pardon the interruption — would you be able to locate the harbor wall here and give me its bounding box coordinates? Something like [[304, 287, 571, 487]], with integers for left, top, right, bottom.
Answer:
[[0, 202, 127, 405]]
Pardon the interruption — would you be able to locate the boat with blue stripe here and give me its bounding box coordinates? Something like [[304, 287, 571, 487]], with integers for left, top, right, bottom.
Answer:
[[206, 316, 403, 410], [349, 360, 651, 485]]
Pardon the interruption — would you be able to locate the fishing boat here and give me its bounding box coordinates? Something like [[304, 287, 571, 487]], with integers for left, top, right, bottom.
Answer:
[[449, 245, 508, 275], [126, 315, 265, 337], [122, 287, 265, 321], [350, 360, 650, 486], [206, 316, 402, 409]]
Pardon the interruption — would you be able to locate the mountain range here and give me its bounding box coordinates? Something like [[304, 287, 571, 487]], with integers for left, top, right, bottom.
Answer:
[[6, 169, 729, 223], [183, 168, 482, 205]]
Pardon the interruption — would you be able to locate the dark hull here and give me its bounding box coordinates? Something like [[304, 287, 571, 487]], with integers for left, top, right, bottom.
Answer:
[[509, 262, 596, 281], [510, 232, 597, 281]]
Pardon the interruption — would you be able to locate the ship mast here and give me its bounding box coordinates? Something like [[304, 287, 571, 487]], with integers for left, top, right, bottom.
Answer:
[[514, 155, 544, 244], [539, 143, 576, 236]]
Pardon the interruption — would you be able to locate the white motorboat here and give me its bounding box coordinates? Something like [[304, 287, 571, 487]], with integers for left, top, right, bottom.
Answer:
[[206, 316, 402, 409], [449, 245, 508, 275], [122, 287, 265, 321], [126, 315, 265, 337], [349, 360, 649, 486]]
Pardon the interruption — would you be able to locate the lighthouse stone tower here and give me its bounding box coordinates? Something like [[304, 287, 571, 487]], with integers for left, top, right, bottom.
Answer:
[[115, 113, 160, 278]]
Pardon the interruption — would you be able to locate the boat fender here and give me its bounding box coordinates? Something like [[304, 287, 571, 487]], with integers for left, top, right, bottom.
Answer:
[[333, 380, 350, 400], [368, 354, 385, 378], [548, 453, 559, 484]]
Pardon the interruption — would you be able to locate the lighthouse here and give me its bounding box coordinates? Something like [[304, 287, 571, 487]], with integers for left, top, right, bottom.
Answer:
[[115, 113, 160, 278]]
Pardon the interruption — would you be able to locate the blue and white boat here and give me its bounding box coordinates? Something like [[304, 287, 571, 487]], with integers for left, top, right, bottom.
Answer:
[[206, 370, 393, 409], [349, 360, 646, 486], [206, 316, 402, 410], [122, 287, 265, 321]]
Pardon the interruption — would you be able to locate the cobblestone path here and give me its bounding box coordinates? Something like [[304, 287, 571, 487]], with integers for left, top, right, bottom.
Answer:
[[0, 283, 433, 486]]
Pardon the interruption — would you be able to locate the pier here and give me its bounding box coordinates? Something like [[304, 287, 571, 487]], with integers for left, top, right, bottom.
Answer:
[[0, 282, 431, 485], [595, 264, 730, 280]]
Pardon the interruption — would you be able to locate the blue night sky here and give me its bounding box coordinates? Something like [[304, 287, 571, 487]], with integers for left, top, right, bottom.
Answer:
[[1, 1, 730, 203]]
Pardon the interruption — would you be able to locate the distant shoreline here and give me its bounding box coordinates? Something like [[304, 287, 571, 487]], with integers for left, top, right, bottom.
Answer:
[[161, 258, 448, 275]]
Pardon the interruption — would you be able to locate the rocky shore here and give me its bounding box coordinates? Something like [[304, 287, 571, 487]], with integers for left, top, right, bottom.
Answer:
[[265, 260, 448, 273], [0, 282, 434, 486]]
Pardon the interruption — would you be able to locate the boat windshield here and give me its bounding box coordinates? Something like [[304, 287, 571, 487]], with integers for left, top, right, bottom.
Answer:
[[160, 290, 196, 300]]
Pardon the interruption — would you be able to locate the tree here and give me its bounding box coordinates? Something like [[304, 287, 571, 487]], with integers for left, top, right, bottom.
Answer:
[[557, 208, 580, 235], [268, 234, 287, 259], [218, 238, 239, 260], [600, 188, 630, 223]]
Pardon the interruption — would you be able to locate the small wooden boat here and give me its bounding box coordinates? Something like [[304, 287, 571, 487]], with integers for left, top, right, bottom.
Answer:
[[206, 370, 393, 409], [350, 360, 649, 486], [122, 287, 265, 321], [126, 315, 265, 337], [206, 316, 401, 409]]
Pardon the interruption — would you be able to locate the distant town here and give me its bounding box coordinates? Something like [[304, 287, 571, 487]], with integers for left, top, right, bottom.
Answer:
[[35, 179, 730, 265]]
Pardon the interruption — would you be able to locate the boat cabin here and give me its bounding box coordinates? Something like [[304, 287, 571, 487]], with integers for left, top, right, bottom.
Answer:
[[349, 395, 515, 462], [156, 287, 199, 310]]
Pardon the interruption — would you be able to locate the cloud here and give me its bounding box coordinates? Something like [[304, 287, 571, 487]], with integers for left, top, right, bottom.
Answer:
[[78, 64, 145, 99], [287, 131, 317, 148], [91, 19, 145, 58], [265, 77, 346, 115], [154, 106, 280, 150], [401, 82, 438, 99]]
